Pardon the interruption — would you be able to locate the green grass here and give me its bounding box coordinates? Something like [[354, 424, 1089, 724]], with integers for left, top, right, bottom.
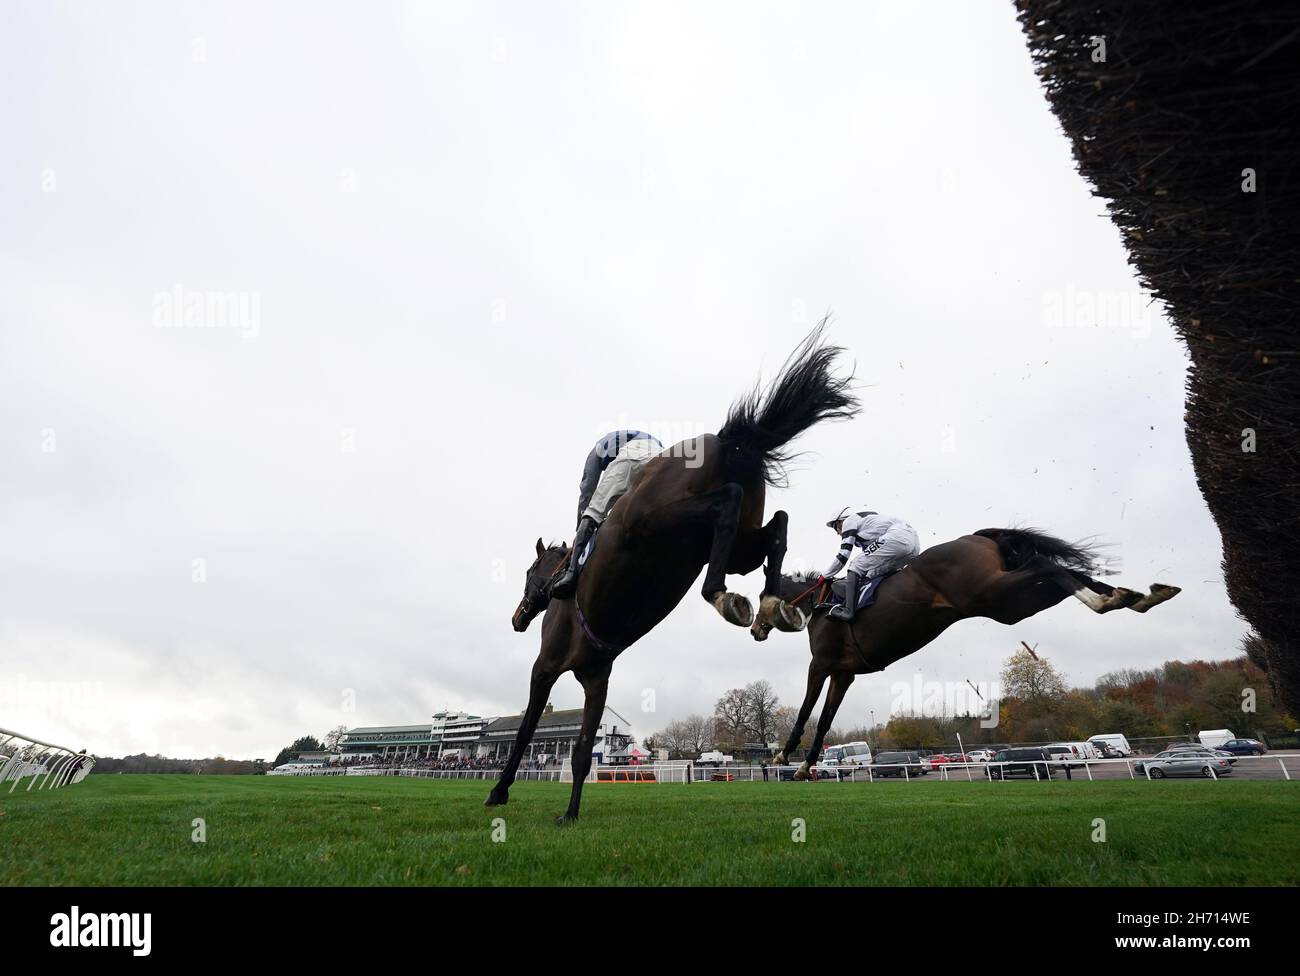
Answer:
[[1, 775, 1296, 885]]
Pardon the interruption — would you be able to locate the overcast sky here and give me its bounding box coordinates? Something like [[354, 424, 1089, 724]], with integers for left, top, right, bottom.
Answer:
[[1, 1, 1244, 760]]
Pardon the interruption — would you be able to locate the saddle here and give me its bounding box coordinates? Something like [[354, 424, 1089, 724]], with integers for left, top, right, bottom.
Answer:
[[815, 571, 897, 614]]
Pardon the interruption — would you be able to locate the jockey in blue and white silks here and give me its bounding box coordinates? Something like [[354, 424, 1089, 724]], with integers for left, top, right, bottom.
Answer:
[[552, 430, 663, 600], [820, 507, 920, 622]]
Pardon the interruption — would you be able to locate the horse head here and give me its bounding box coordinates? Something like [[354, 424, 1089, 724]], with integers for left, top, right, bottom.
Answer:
[[512, 538, 568, 632]]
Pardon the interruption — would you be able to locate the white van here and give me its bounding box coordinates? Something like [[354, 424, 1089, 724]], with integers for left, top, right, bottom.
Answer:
[[836, 741, 874, 767], [1049, 741, 1099, 761], [697, 750, 734, 766], [1088, 733, 1132, 757], [1198, 729, 1236, 749]]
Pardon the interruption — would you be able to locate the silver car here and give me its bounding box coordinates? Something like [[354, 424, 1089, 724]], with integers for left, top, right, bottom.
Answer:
[[1136, 750, 1232, 778]]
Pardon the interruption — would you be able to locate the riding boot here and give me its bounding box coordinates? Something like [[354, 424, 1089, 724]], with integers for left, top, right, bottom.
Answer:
[[828, 571, 862, 621], [550, 517, 597, 600]]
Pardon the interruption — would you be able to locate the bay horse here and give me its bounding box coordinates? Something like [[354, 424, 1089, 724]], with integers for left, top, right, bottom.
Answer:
[[770, 527, 1181, 777], [491, 326, 859, 822]]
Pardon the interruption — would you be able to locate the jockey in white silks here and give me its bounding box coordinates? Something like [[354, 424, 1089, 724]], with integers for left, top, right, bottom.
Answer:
[[550, 430, 663, 600], [819, 507, 921, 622]]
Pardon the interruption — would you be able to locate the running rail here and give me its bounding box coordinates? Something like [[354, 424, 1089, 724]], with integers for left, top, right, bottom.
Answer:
[[0, 726, 96, 793]]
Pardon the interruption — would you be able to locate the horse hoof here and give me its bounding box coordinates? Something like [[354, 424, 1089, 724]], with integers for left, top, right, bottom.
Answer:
[[773, 752, 787, 765], [775, 601, 807, 633], [484, 788, 508, 807], [793, 762, 810, 781], [554, 813, 578, 826], [1130, 582, 1182, 613], [712, 592, 754, 627]]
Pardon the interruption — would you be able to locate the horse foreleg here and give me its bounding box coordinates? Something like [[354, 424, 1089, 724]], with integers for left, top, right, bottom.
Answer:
[[485, 656, 563, 806], [775, 662, 829, 767], [697, 482, 753, 627], [797, 671, 854, 780], [556, 660, 612, 825], [744, 510, 806, 641]]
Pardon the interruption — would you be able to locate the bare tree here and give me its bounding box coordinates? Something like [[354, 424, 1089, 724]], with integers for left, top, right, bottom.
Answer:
[[713, 688, 751, 749], [743, 680, 781, 746], [324, 725, 348, 751]]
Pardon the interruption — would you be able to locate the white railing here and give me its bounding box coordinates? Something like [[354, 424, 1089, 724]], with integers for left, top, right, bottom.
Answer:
[[0, 726, 96, 793], [400, 767, 554, 781], [263, 753, 1300, 784]]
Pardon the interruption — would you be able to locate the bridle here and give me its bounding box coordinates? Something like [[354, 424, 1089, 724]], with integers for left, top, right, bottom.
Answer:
[[523, 548, 568, 612], [787, 577, 828, 609]]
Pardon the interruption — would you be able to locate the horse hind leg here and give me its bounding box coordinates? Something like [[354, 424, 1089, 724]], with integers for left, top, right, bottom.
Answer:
[[1071, 584, 1143, 613], [1056, 570, 1143, 613], [1128, 583, 1182, 613]]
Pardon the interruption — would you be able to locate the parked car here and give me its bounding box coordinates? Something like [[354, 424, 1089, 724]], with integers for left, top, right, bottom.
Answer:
[[1043, 745, 1083, 769], [1219, 738, 1268, 756], [1167, 745, 1238, 765], [986, 748, 1060, 780], [1088, 733, 1133, 757], [1136, 751, 1233, 778], [966, 749, 998, 762], [870, 752, 928, 777], [1092, 742, 1123, 759]]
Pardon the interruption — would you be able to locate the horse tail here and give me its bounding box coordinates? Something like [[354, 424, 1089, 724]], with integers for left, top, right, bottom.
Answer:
[[974, 527, 1107, 576], [716, 318, 860, 487]]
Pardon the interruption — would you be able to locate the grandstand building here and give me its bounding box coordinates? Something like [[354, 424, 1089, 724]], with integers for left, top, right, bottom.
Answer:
[[478, 704, 636, 763], [336, 706, 640, 764], [338, 711, 490, 760]]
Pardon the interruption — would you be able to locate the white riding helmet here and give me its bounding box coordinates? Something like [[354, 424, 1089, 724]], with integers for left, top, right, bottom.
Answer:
[[827, 506, 876, 528]]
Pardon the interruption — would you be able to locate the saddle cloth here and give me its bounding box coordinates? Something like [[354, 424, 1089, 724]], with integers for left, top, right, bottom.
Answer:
[[578, 526, 599, 567], [825, 570, 898, 612]]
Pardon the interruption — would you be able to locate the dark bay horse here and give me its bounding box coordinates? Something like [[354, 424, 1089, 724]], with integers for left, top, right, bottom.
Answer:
[[491, 327, 859, 822], [770, 527, 1181, 777]]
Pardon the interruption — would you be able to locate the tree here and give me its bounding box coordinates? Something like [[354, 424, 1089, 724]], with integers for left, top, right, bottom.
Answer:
[[713, 688, 751, 750], [743, 680, 781, 746], [1001, 648, 1067, 705], [274, 735, 323, 768], [679, 713, 714, 756], [324, 725, 348, 751]]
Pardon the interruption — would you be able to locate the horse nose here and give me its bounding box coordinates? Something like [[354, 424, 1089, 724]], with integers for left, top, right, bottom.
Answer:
[[511, 604, 528, 632]]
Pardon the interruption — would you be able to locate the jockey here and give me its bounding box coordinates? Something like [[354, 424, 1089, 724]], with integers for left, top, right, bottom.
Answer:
[[551, 430, 663, 599], [820, 507, 920, 622]]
